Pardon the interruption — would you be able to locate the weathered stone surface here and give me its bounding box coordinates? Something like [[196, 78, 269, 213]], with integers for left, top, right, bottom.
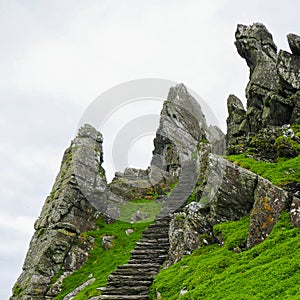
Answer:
[[151, 83, 206, 174], [102, 235, 115, 250], [207, 125, 226, 155], [168, 155, 257, 263], [235, 23, 277, 73], [226, 94, 249, 147], [169, 203, 213, 263], [290, 197, 300, 227], [227, 23, 300, 154], [247, 177, 291, 248], [10, 124, 107, 300], [291, 91, 300, 124], [151, 83, 225, 181], [277, 50, 300, 90], [288, 33, 300, 56]]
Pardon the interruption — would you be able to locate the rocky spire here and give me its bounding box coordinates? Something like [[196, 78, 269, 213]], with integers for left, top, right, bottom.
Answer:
[[151, 83, 224, 175], [10, 125, 108, 299], [226, 23, 300, 153]]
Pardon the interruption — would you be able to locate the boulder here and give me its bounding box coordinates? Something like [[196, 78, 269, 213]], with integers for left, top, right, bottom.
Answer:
[[247, 177, 291, 248]]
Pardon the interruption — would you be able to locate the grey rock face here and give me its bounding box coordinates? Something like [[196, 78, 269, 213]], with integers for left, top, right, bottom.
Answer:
[[10, 124, 107, 300], [235, 23, 277, 73], [168, 155, 257, 263], [151, 83, 206, 173], [291, 91, 300, 124], [226, 94, 248, 147], [277, 50, 300, 90], [168, 151, 298, 262], [207, 125, 226, 155], [227, 23, 300, 152], [151, 83, 224, 176], [247, 177, 291, 248], [291, 197, 300, 227]]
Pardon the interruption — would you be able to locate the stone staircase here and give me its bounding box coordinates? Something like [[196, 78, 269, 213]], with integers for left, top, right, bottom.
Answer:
[[99, 161, 197, 300]]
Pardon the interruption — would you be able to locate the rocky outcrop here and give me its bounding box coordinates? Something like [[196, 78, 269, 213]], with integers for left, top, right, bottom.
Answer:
[[227, 124, 300, 160], [151, 83, 207, 174], [247, 177, 291, 248], [169, 155, 256, 263], [10, 125, 107, 300], [11, 83, 219, 299], [227, 23, 300, 152], [168, 153, 299, 262]]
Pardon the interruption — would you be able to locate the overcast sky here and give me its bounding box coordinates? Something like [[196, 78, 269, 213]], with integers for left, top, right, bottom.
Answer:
[[1, 0, 300, 298]]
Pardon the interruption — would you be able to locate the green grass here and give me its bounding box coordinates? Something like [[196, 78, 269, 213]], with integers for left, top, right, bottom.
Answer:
[[54, 217, 151, 300], [226, 154, 300, 186], [150, 212, 300, 299], [118, 198, 162, 223]]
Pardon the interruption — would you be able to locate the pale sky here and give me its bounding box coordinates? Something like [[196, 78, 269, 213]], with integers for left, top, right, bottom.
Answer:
[[1, 0, 300, 298]]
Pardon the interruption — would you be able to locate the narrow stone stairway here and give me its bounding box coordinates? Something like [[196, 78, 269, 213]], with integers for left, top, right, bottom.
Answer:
[[99, 160, 197, 300]]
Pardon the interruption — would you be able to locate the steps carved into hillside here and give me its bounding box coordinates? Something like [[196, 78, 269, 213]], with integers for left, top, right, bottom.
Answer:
[[98, 160, 197, 299]]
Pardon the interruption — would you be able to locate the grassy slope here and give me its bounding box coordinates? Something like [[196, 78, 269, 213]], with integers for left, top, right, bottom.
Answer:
[[150, 155, 300, 299], [54, 218, 150, 299], [226, 155, 300, 186], [55, 156, 300, 299], [150, 212, 300, 299]]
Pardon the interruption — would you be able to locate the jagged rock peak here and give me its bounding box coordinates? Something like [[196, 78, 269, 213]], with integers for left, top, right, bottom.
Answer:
[[235, 23, 277, 72], [152, 83, 225, 176], [167, 83, 207, 126], [227, 23, 300, 154], [10, 124, 107, 299]]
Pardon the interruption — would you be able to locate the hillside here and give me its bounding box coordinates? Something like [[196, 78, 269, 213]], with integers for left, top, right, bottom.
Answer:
[[10, 23, 300, 300]]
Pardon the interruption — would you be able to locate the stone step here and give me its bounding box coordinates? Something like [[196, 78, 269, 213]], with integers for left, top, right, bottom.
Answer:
[[133, 245, 168, 251], [148, 221, 170, 227], [127, 259, 165, 264], [107, 279, 153, 288], [130, 255, 168, 261], [117, 263, 160, 269], [101, 285, 149, 295], [139, 238, 169, 243], [128, 256, 167, 263], [131, 249, 166, 255], [112, 270, 157, 277], [142, 233, 168, 239], [100, 162, 198, 299], [112, 267, 159, 275], [142, 226, 169, 232], [108, 274, 154, 282], [135, 241, 169, 246], [100, 295, 149, 299]]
